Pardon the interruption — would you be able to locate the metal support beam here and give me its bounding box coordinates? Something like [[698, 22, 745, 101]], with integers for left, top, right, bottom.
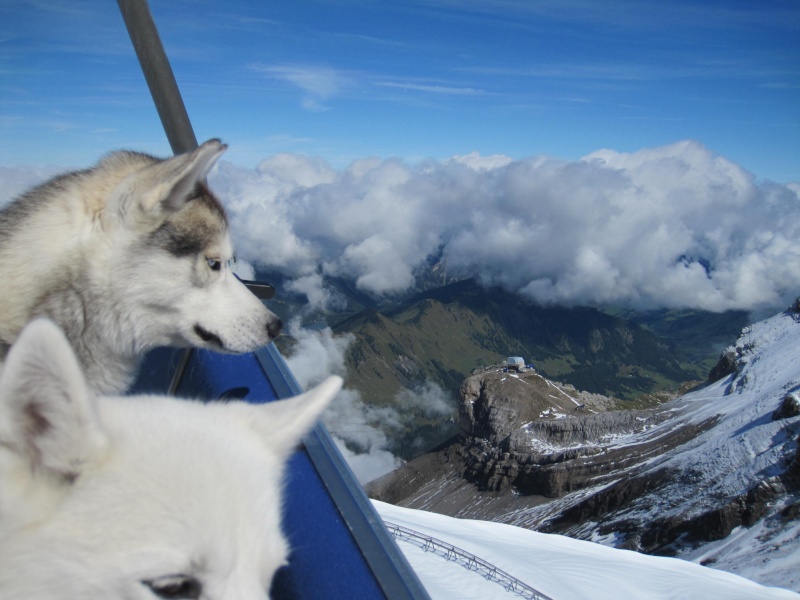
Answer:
[[117, 0, 198, 155]]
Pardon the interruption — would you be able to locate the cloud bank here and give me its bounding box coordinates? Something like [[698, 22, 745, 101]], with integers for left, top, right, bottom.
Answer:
[[210, 140, 799, 313], [281, 320, 400, 482]]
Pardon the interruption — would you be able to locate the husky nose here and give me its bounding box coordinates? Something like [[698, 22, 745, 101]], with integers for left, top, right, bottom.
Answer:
[[268, 318, 283, 339]]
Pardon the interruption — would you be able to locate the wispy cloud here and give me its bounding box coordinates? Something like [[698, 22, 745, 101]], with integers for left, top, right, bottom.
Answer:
[[461, 62, 660, 82], [760, 81, 800, 90], [460, 60, 800, 92], [376, 81, 485, 96], [250, 63, 486, 109], [24, 0, 95, 18], [0, 115, 79, 133], [251, 64, 353, 111], [424, 0, 799, 33]]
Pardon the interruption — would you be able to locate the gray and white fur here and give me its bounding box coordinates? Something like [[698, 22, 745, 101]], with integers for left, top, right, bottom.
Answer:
[[0, 139, 282, 394]]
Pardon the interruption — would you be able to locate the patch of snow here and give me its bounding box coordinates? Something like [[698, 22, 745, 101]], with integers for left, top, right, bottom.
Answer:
[[375, 500, 799, 600], [538, 407, 567, 420]]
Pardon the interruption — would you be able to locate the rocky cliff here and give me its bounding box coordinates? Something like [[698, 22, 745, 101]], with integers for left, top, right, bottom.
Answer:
[[453, 368, 695, 497], [368, 366, 699, 501]]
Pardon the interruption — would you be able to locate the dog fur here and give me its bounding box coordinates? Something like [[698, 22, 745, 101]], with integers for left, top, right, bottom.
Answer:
[[0, 319, 341, 599], [0, 139, 281, 394]]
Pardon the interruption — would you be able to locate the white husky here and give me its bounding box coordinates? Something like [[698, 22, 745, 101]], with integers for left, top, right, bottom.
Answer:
[[0, 139, 281, 394], [0, 319, 341, 599]]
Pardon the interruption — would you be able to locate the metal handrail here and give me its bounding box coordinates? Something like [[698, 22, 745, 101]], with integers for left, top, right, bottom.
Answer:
[[384, 521, 554, 600]]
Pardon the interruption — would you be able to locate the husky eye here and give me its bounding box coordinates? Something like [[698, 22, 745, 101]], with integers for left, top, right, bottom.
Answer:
[[143, 575, 202, 599], [206, 258, 221, 271]]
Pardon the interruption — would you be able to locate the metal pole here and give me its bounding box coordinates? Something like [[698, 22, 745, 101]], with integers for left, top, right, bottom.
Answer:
[[117, 0, 198, 155], [118, 0, 198, 394]]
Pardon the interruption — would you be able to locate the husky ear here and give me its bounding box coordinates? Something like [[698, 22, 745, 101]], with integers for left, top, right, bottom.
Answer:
[[133, 138, 227, 216], [0, 319, 108, 481], [248, 376, 342, 461]]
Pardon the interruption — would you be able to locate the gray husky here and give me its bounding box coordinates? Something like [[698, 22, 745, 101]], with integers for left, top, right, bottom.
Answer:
[[0, 139, 282, 393]]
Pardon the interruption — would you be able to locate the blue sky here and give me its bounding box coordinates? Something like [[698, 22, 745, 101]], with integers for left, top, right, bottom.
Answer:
[[1, 0, 798, 182]]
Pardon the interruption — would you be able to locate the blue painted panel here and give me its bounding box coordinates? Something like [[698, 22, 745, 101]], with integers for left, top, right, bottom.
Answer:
[[133, 348, 387, 599]]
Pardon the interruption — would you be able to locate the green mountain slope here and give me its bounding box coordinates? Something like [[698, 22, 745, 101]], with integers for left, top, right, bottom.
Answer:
[[334, 279, 707, 407]]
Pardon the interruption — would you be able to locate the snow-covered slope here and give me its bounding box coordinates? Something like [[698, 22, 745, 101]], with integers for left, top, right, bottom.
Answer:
[[375, 500, 799, 600], [496, 306, 800, 590], [666, 309, 800, 586]]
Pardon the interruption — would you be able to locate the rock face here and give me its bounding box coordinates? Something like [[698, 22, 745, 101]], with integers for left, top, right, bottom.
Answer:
[[708, 346, 739, 382], [368, 308, 800, 590], [774, 393, 800, 421], [451, 368, 691, 497], [458, 369, 616, 444], [369, 368, 694, 502]]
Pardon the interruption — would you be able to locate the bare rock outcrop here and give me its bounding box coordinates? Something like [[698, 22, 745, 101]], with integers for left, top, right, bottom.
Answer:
[[458, 369, 616, 444], [708, 347, 739, 382], [773, 393, 800, 421], [451, 369, 701, 497]]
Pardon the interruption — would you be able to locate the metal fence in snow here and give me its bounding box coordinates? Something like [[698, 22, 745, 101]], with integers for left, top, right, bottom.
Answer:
[[383, 521, 554, 600]]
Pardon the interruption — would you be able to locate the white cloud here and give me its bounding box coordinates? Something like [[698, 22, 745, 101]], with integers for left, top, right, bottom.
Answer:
[[285, 273, 338, 311], [332, 437, 401, 485], [281, 321, 402, 483], [323, 387, 403, 484], [394, 380, 453, 418], [450, 151, 513, 172], [335, 235, 416, 294], [282, 319, 351, 388], [207, 140, 800, 313]]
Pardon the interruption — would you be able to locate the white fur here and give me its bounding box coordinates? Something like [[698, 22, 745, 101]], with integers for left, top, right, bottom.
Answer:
[[0, 139, 282, 394], [0, 319, 341, 599]]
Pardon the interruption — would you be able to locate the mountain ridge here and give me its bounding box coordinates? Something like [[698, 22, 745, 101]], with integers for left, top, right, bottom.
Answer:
[[333, 278, 717, 406], [368, 302, 800, 590]]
